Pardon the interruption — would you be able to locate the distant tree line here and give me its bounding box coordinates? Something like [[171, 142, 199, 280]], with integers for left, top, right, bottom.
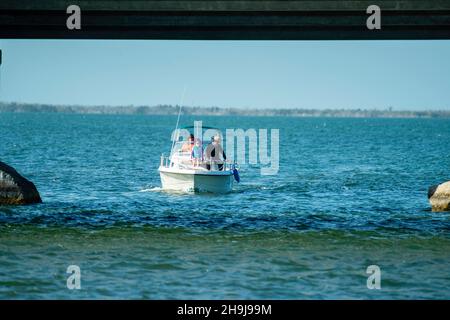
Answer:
[[1, 102, 449, 118]]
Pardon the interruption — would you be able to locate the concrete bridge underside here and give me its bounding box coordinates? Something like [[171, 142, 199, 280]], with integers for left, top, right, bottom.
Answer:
[[1, 0, 450, 40]]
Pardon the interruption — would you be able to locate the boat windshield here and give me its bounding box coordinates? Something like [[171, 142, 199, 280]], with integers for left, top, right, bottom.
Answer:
[[169, 126, 224, 157], [170, 141, 189, 156]]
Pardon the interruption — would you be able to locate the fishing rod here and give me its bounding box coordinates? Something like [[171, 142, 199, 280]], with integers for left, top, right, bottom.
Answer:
[[170, 86, 187, 155]]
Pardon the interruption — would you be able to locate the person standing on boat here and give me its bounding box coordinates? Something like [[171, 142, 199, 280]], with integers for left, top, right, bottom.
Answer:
[[181, 134, 195, 152], [191, 139, 203, 167], [204, 135, 227, 171]]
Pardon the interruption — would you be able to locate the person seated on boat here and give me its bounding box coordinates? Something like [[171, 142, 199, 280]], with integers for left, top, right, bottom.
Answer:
[[191, 139, 203, 167], [181, 134, 195, 153], [204, 135, 227, 171]]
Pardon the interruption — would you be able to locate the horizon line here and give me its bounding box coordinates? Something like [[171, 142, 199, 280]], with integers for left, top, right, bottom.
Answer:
[[1, 101, 450, 113]]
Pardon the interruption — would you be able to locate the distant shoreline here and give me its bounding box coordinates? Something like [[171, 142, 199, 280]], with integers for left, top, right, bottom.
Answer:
[[1, 102, 450, 118]]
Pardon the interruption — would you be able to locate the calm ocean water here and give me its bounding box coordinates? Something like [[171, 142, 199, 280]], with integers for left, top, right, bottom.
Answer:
[[1, 113, 450, 299]]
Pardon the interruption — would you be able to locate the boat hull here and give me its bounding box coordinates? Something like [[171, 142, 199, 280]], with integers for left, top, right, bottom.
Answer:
[[159, 167, 234, 193]]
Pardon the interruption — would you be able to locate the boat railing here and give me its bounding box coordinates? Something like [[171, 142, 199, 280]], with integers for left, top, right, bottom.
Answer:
[[160, 154, 171, 168], [160, 153, 236, 172]]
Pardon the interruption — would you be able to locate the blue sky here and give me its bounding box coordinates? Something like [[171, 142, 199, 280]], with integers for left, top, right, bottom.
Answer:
[[0, 40, 449, 110]]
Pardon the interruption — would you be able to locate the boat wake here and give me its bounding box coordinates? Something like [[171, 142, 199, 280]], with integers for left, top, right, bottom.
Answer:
[[139, 187, 163, 193]]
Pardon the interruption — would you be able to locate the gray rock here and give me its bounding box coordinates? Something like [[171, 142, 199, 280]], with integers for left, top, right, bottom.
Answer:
[[0, 161, 42, 205], [428, 181, 450, 212]]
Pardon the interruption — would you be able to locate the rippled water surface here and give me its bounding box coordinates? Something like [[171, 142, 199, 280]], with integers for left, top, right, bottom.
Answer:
[[1, 113, 450, 299]]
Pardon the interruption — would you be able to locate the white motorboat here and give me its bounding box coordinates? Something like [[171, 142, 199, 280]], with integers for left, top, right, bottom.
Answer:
[[158, 127, 240, 193]]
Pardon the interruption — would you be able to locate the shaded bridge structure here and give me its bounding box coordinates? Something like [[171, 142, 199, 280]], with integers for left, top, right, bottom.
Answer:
[[0, 0, 450, 40]]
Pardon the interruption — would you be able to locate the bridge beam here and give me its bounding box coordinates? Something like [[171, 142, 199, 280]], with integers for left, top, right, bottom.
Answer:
[[1, 1, 450, 40]]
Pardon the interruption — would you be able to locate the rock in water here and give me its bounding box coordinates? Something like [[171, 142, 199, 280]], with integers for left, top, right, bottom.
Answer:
[[428, 181, 450, 212], [0, 161, 42, 205]]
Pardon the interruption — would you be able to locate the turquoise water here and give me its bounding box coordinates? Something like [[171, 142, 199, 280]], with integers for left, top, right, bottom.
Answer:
[[1, 113, 450, 299]]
